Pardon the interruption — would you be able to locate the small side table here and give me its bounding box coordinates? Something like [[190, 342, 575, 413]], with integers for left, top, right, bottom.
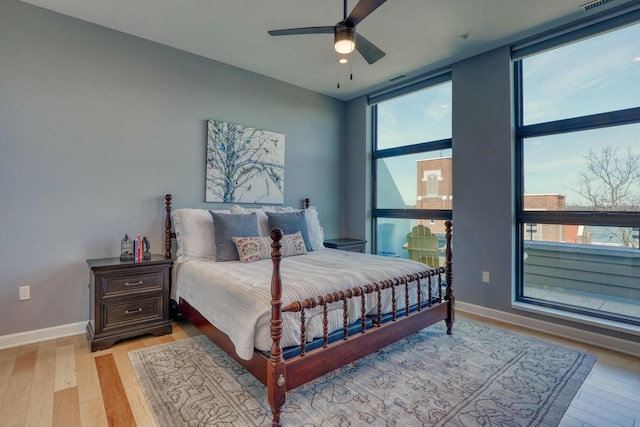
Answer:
[[323, 238, 367, 253], [87, 254, 172, 351]]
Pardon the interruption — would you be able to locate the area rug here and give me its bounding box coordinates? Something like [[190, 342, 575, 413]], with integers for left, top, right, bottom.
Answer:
[[129, 318, 595, 426]]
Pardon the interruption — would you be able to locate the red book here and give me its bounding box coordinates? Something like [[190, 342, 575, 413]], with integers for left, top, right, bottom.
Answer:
[[137, 234, 142, 262]]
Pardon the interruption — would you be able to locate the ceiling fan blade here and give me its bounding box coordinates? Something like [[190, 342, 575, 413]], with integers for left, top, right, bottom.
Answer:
[[268, 26, 334, 36], [355, 33, 385, 64], [347, 0, 388, 26]]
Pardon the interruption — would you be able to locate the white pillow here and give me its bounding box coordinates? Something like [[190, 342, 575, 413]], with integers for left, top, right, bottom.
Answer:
[[171, 208, 230, 263], [304, 206, 325, 251], [262, 205, 325, 251]]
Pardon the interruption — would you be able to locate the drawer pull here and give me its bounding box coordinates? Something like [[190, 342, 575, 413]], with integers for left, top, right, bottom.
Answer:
[[124, 308, 143, 314], [124, 281, 143, 286]]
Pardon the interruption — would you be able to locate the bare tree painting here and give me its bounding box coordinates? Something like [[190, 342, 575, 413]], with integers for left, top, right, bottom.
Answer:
[[206, 120, 285, 204]]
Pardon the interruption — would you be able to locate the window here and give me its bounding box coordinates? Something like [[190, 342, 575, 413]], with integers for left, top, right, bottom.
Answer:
[[371, 75, 452, 262], [514, 19, 640, 325]]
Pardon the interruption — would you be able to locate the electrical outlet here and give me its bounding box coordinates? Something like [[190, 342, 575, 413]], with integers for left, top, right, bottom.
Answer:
[[19, 285, 30, 300], [482, 271, 490, 283]]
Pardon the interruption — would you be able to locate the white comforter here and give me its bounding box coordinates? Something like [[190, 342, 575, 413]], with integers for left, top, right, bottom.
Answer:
[[174, 249, 440, 360]]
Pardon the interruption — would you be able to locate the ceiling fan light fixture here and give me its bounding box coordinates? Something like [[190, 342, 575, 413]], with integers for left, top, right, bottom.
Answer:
[[334, 23, 355, 54]]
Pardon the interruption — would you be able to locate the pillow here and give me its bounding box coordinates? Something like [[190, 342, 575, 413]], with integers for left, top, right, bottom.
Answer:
[[265, 211, 313, 251], [304, 206, 325, 251], [263, 205, 324, 251], [209, 212, 259, 261], [230, 205, 270, 236], [231, 232, 307, 263], [171, 208, 230, 263]]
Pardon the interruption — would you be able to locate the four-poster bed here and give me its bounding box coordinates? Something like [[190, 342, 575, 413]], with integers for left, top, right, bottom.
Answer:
[[163, 194, 454, 426]]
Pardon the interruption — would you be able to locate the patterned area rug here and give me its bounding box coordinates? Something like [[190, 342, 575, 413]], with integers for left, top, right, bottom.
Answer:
[[129, 318, 595, 426]]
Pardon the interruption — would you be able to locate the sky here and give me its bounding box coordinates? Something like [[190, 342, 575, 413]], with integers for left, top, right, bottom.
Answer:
[[376, 22, 640, 208]]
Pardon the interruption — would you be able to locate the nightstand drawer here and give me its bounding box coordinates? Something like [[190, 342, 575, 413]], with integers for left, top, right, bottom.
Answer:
[[102, 271, 163, 297], [87, 254, 172, 351], [103, 295, 162, 329]]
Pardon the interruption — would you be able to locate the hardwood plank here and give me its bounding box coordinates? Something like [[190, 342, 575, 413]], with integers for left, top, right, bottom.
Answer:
[[141, 334, 174, 348], [0, 370, 31, 427], [79, 397, 109, 427], [111, 343, 157, 427], [32, 340, 57, 379], [54, 344, 77, 391], [169, 323, 190, 340], [570, 398, 635, 427], [12, 349, 37, 376], [0, 347, 19, 407], [589, 370, 640, 396], [577, 390, 640, 421], [564, 406, 623, 427], [17, 343, 39, 355], [52, 387, 80, 427], [56, 336, 76, 347], [579, 384, 640, 411], [24, 340, 57, 427], [558, 414, 585, 427], [95, 353, 137, 427], [75, 335, 103, 403]]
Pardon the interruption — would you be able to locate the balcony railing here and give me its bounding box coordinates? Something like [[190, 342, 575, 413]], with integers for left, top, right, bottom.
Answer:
[[523, 241, 640, 319]]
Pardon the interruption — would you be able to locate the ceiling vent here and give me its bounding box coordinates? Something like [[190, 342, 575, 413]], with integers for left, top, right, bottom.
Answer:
[[388, 73, 406, 82], [579, 0, 615, 12]]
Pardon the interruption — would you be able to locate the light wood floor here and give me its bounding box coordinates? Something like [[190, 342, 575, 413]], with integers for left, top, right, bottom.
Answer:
[[1, 313, 638, 427]]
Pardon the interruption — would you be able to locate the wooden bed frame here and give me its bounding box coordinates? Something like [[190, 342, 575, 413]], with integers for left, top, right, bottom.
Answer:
[[164, 194, 454, 426]]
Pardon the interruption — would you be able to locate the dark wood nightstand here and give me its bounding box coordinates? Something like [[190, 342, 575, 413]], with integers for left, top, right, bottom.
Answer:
[[87, 254, 172, 351], [323, 238, 367, 253]]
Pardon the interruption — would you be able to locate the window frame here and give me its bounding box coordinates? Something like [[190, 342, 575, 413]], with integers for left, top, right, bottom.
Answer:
[[513, 17, 640, 325], [370, 74, 453, 254]]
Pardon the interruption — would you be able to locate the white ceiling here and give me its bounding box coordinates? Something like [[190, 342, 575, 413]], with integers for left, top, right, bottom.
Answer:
[[19, 0, 633, 100]]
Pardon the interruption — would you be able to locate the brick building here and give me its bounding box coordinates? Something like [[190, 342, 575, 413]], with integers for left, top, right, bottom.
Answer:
[[415, 158, 591, 244]]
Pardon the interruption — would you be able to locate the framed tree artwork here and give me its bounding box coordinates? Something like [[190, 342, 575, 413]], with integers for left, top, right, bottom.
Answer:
[[206, 119, 285, 204]]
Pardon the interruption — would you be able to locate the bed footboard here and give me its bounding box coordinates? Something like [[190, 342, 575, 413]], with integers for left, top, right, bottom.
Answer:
[[267, 220, 453, 426]]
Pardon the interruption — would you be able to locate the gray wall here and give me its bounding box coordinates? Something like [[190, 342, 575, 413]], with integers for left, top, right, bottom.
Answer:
[[344, 96, 371, 249], [451, 47, 515, 312], [0, 0, 344, 336]]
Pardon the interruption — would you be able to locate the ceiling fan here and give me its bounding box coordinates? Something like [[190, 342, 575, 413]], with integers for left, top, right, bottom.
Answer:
[[268, 0, 387, 64]]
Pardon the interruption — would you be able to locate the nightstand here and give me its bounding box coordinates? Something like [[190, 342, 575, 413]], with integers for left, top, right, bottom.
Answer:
[[87, 254, 172, 351], [323, 238, 367, 253]]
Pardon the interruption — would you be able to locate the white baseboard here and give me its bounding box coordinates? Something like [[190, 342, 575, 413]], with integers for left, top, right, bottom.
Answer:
[[457, 301, 640, 358], [0, 321, 86, 350]]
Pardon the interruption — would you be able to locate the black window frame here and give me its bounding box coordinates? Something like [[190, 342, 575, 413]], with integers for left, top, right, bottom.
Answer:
[[513, 8, 640, 325], [370, 73, 453, 254]]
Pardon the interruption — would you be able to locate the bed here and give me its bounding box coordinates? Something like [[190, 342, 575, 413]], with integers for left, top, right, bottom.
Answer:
[[163, 194, 454, 426]]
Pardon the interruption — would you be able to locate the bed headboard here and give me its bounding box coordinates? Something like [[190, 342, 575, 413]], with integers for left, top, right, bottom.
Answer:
[[163, 194, 311, 259]]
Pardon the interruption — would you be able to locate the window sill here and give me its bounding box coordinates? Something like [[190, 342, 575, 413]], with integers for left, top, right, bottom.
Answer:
[[512, 301, 640, 337]]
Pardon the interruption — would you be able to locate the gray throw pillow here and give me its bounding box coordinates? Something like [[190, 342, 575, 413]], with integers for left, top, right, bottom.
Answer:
[[209, 212, 259, 261], [266, 211, 313, 251]]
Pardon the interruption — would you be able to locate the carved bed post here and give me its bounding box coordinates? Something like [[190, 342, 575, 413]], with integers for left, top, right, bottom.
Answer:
[[268, 228, 286, 427], [444, 220, 455, 334], [165, 194, 172, 259]]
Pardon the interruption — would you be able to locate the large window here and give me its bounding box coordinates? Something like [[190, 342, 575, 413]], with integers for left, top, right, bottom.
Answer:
[[515, 19, 640, 325], [371, 75, 452, 264]]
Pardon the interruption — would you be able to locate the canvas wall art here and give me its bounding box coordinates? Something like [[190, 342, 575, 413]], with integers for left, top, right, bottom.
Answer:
[[206, 120, 285, 204]]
